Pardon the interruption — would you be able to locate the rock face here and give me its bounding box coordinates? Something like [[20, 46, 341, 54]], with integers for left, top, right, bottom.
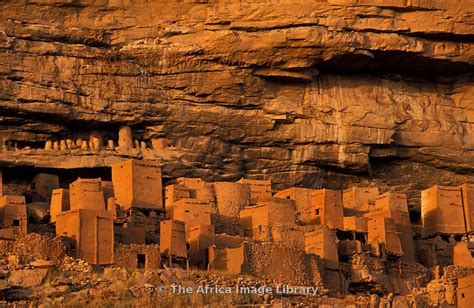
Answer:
[[0, 1, 473, 211]]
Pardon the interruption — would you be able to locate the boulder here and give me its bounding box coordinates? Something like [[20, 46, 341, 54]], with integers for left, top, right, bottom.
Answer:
[[27, 202, 50, 222], [8, 269, 48, 288]]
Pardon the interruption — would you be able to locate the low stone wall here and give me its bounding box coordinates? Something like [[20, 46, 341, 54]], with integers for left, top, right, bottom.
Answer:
[[114, 244, 161, 270], [242, 242, 324, 287], [12, 233, 70, 262]]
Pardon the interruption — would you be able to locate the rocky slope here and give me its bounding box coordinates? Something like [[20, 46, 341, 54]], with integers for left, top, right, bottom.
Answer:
[[0, 0, 473, 212]]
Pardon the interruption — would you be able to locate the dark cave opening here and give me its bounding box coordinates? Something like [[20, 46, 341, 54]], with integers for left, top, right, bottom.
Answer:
[[317, 51, 474, 77], [2, 165, 112, 190]]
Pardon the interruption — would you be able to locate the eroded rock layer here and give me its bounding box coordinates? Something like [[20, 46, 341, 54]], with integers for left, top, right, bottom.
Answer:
[[0, 0, 473, 211]]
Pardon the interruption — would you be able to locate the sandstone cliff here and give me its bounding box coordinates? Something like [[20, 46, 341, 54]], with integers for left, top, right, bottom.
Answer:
[[0, 0, 473, 212]]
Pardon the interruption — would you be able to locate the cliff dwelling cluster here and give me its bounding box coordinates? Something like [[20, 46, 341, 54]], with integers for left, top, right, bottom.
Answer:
[[1, 126, 169, 153], [0, 160, 473, 306]]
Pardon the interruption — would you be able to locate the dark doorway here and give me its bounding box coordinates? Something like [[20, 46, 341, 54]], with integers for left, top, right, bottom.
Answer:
[[137, 253, 146, 268], [12, 219, 20, 226]]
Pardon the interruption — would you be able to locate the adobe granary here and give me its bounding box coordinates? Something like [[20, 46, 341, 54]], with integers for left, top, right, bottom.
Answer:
[[459, 184, 474, 233], [367, 215, 403, 258], [112, 159, 163, 211], [0, 168, 3, 197], [187, 224, 216, 267], [114, 224, 146, 245], [365, 192, 415, 263], [50, 189, 70, 223], [304, 226, 339, 270], [458, 272, 474, 308], [421, 185, 466, 237], [118, 126, 133, 150], [176, 177, 214, 202], [164, 184, 191, 218], [343, 186, 379, 216], [166, 178, 216, 212], [240, 197, 296, 238], [56, 209, 114, 265], [159, 219, 187, 260], [453, 237, 474, 267], [170, 198, 211, 237], [208, 244, 245, 275], [237, 178, 272, 203], [70, 178, 106, 211], [213, 181, 252, 235], [0, 195, 27, 238], [274, 187, 315, 225], [311, 189, 343, 230], [343, 216, 368, 233]]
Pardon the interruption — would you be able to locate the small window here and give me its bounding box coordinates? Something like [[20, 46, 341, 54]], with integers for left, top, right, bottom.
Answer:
[[12, 219, 20, 227], [461, 293, 465, 298], [137, 254, 146, 269], [315, 209, 320, 216], [286, 196, 291, 199]]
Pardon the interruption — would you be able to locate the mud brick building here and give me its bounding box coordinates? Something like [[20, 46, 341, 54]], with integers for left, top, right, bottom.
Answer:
[[213, 181, 252, 234], [101, 180, 115, 204], [240, 197, 296, 238], [56, 209, 114, 265], [304, 226, 339, 270], [176, 178, 214, 202], [371, 193, 410, 224], [421, 185, 465, 237], [367, 215, 403, 257], [50, 189, 70, 223], [214, 233, 246, 249], [460, 184, 474, 233], [274, 187, 315, 225], [243, 242, 325, 287], [311, 189, 344, 230], [338, 239, 364, 258], [237, 178, 272, 203], [114, 225, 146, 245], [187, 224, 216, 266], [112, 160, 163, 211], [114, 244, 161, 270], [124, 209, 162, 243], [458, 273, 474, 308], [453, 239, 474, 267], [159, 220, 187, 259], [69, 178, 106, 211], [343, 216, 368, 233], [343, 187, 379, 216], [209, 245, 245, 274], [269, 226, 305, 249], [165, 184, 191, 218], [171, 198, 212, 236], [0, 195, 27, 237], [118, 126, 133, 149], [365, 192, 415, 263]]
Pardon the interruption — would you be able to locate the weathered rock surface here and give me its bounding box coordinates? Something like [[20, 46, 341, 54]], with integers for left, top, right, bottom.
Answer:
[[8, 268, 48, 288], [0, 1, 473, 211]]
